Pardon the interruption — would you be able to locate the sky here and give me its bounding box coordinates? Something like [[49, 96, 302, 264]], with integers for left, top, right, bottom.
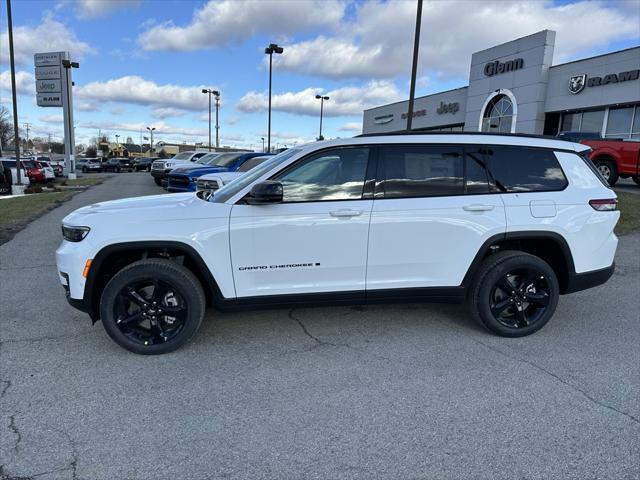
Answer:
[[0, 0, 639, 150]]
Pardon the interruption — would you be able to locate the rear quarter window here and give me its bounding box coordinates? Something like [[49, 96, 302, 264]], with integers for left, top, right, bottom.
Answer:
[[483, 146, 568, 192]]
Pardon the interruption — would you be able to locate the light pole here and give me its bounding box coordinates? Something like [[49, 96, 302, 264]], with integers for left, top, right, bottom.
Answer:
[[315, 95, 329, 140], [264, 43, 283, 153], [6, 0, 22, 186], [261, 137, 265, 153], [406, 0, 423, 130], [23, 122, 30, 153], [202, 89, 221, 151], [115, 134, 120, 156], [146, 126, 155, 155]]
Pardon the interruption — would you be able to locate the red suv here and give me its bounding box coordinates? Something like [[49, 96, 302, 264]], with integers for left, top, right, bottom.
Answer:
[[20, 160, 46, 184]]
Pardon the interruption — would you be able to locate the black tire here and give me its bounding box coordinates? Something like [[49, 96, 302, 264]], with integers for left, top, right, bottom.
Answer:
[[594, 158, 618, 187], [154, 177, 162, 186], [469, 251, 559, 337], [82, 167, 87, 173], [632, 176, 640, 186], [99, 259, 206, 354], [116, 167, 121, 173]]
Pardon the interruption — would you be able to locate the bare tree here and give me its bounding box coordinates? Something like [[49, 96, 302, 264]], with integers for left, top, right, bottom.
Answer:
[[0, 106, 14, 154]]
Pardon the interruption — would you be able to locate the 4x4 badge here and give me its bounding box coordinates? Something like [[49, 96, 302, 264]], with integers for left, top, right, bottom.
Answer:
[[569, 74, 586, 94]]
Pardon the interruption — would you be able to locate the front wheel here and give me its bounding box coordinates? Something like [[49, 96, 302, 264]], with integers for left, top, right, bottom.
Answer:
[[632, 176, 640, 186], [99, 259, 206, 354], [469, 251, 559, 337], [153, 177, 162, 186], [82, 167, 87, 173]]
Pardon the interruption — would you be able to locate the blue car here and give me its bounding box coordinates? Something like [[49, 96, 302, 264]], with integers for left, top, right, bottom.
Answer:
[[166, 152, 272, 192]]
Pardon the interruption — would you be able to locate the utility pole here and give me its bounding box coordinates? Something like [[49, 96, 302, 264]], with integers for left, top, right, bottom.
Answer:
[[406, 0, 423, 131], [24, 122, 31, 154], [48, 133, 52, 153], [264, 43, 283, 153], [6, 0, 22, 186]]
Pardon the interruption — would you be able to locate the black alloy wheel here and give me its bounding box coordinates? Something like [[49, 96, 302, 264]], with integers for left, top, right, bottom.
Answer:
[[100, 259, 206, 354], [470, 251, 559, 337], [489, 268, 551, 329], [113, 279, 188, 346]]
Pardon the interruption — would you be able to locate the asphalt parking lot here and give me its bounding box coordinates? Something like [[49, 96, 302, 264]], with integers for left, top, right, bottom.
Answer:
[[1, 173, 638, 480]]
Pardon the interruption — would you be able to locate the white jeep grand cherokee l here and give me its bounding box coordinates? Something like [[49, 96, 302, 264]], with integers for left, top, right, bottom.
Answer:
[[57, 133, 619, 354]]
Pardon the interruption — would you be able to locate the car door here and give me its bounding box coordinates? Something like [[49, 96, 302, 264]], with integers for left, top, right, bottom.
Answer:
[[366, 144, 507, 291], [229, 146, 374, 298]]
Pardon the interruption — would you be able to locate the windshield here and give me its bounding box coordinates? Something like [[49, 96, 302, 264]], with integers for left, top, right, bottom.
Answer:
[[210, 153, 243, 167], [238, 156, 270, 172], [197, 153, 221, 165], [172, 152, 193, 160], [212, 148, 302, 203]]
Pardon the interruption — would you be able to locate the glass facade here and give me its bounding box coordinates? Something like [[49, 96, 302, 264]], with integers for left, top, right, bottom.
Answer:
[[560, 104, 639, 139]]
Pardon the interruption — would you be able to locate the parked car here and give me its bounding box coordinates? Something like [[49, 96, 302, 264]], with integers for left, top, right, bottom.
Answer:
[[35, 161, 56, 183], [57, 133, 619, 354], [0, 159, 33, 185], [102, 158, 133, 173], [133, 157, 160, 172], [150, 151, 208, 185], [580, 138, 640, 186], [197, 155, 272, 193], [167, 152, 271, 192], [81, 159, 103, 173], [0, 159, 11, 195], [557, 131, 602, 143], [19, 160, 45, 184]]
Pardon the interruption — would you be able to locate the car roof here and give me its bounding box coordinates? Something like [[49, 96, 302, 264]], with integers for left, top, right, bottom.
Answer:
[[303, 132, 589, 153]]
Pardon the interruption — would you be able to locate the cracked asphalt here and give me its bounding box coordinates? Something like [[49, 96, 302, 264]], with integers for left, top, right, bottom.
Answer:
[[1, 173, 639, 480]]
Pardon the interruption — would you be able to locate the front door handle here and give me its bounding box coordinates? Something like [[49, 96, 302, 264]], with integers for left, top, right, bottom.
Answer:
[[463, 204, 495, 212], [330, 209, 363, 217]]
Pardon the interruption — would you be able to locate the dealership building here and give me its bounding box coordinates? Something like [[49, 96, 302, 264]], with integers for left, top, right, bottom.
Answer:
[[362, 30, 639, 139]]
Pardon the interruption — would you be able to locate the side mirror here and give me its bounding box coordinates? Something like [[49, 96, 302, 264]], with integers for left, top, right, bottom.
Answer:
[[246, 180, 283, 205]]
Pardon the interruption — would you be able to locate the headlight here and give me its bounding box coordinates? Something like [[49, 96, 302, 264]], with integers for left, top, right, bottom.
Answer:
[[62, 225, 90, 242]]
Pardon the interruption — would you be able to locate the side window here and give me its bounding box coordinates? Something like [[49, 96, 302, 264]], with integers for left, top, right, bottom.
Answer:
[[273, 147, 369, 202], [464, 148, 491, 194], [379, 145, 463, 198], [483, 146, 568, 192]]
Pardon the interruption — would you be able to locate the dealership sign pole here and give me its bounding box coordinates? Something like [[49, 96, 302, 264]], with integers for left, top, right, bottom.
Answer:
[[6, 0, 23, 189], [34, 51, 77, 179]]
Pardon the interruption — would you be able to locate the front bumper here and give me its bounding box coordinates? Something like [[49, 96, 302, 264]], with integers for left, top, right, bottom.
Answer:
[[564, 263, 615, 294], [151, 169, 170, 180]]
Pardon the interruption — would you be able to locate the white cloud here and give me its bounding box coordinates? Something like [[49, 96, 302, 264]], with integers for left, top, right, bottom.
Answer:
[[237, 80, 403, 117], [0, 14, 94, 66], [338, 122, 362, 133], [76, 101, 99, 112], [76, 76, 217, 111], [77, 120, 207, 138], [0, 70, 34, 95], [275, 0, 640, 80], [72, 0, 141, 19], [39, 114, 63, 124], [138, 0, 345, 52], [153, 107, 187, 119]]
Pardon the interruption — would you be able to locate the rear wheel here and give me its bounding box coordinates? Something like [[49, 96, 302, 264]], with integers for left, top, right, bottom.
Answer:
[[594, 158, 618, 186], [99, 259, 206, 354], [469, 251, 559, 337]]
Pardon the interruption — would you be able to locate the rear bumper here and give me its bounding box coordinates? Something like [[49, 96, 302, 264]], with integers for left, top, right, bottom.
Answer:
[[564, 263, 615, 294]]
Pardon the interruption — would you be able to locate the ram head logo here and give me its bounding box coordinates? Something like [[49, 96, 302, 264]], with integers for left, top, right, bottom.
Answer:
[[569, 74, 586, 94]]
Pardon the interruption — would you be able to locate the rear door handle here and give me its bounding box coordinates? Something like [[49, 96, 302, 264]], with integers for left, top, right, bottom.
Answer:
[[463, 204, 495, 212], [330, 209, 363, 217]]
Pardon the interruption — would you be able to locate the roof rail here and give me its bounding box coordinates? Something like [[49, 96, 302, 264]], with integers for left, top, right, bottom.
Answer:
[[355, 131, 563, 141]]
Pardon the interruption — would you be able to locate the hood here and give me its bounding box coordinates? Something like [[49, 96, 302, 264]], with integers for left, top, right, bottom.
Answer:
[[171, 163, 211, 174]]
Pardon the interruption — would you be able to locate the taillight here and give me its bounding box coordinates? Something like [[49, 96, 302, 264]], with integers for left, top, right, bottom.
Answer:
[[589, 199, 618, 211]]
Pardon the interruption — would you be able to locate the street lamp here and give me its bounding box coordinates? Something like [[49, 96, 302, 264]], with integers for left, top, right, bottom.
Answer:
[[315, 94, 329, 141], [261, 137, 265, 153], [406, 0, 423, 130], [264, 43, 283, 153], [115, 134, 120, 155], [146, 126, 156, 155], [201, 88, 220, 151]]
